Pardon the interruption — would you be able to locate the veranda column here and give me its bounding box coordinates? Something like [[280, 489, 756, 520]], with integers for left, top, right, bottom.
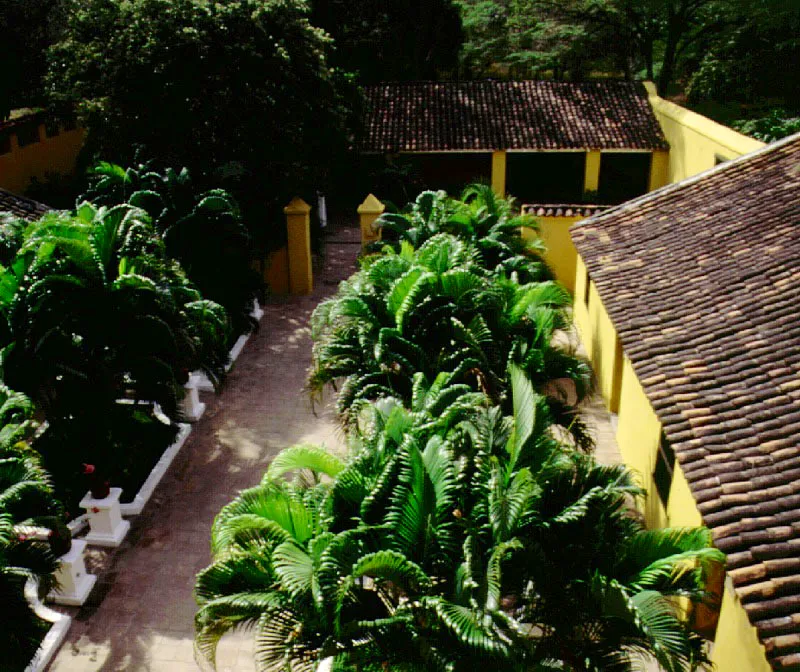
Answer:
[[583, 150, 601, 197], [283, 197, 313, 295], [648, 149, 670, 191], [358, 194, 385, 251], [491, 150, 507, 196]]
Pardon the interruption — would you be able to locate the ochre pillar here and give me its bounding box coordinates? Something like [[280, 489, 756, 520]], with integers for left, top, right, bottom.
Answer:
[[491, 150, 507, 196], [283, 197, 313, 295], [648, 149, 670, 191], [583, 150, 601, 196], [357, 193, 385, 250]]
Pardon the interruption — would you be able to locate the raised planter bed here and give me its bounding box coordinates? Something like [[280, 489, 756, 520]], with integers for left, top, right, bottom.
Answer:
[[119, 423, 190, 516], [24, 578, 72, 672], [196, 300, 263, 388]]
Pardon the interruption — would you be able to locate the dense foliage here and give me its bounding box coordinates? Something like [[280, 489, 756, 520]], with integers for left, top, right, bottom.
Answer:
[[197, 188, 724, 671], [455, 0, 800, 115], [0, 0, 64, 119], [310, 188, 591, 445], [196, 372, 723, 671], [46, 0, 354, 223], [731, 110, 800, 143], [0, 385, 63, 669], [0, 204, 229, 509], [83, 160, 260, 338], [310, 0, 463, 82]]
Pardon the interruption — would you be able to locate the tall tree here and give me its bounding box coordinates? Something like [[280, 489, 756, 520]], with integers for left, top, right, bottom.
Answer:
[[0, 0, 65, 118], [456, 0, 734, 92], [687, 0, 800, 108], [310, 0, 464, 82], [46, 0, 355, 227]]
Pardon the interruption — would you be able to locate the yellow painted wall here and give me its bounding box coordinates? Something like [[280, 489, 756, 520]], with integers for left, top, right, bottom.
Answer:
[[644, 82, 765, 184], [711, 580, 771, 672], [615, 356, 668, 529], [491, 151, 506, 195], [666, 462, 702, 527], [573, 255, 591, 349], [0, 122, 85, 194], [572, 255, 623, 412], [648, 149, 670, 191], [587, 288, 623, 413], [523, 215, 582, 293], [264, 246, 289, 295]]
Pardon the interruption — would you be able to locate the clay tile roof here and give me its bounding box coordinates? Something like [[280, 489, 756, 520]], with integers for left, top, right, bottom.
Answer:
[[571, 133, 800, 670], [522, 203, 609, 218], [0, 188, 50, 221], [359, 81, 669, 153]]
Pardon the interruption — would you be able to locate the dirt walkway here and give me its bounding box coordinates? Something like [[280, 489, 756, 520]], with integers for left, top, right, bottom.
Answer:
[[48, 226, 361, 672]]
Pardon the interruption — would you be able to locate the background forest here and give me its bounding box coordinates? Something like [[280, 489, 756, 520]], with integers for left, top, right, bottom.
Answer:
[[2, 0, 798, 160]]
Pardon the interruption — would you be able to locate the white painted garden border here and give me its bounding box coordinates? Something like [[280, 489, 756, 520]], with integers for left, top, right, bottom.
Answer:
[[196, 299, 263, 388], [24, 578, 72, 672]]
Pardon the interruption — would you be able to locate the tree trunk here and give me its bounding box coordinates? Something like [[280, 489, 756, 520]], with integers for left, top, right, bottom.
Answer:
[[658, 9, 681, 94]]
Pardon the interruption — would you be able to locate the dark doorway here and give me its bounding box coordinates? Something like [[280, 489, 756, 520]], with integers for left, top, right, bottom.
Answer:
[[506, 152, 585, 204], [411, 153, 493, 195], [598, 153, 651, 204]]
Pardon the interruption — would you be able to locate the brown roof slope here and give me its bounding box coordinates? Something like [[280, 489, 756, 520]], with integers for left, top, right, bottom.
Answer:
[[0, 188, 50, 221], [360, 80, 668, 153], [571, 133, 800, 670]]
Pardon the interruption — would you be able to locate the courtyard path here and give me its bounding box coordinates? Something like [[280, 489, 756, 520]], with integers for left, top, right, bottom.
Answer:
[[46, 221, 625, 672], [48, 224, 362, 672]]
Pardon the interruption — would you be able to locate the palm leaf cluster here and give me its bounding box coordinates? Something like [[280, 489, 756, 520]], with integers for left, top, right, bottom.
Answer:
[[0, 384, 64, 670], [0, 202, 229, 510], [83, 159, 260, 338], [310, 228, 592, 446], [373, 185, 551, 284], [196, 369, 724, 671], [198, 187, 723, 670]]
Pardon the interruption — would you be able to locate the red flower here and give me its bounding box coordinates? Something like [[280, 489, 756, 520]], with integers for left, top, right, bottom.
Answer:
[[83, 463, 96, 475]]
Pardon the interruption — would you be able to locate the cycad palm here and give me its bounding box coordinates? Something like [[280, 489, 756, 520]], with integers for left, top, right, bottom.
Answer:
[[84, 160, 259, 337], [0, 204, 229, 420], [310, 234, 592, 441], [0, 386, 63, 671], [197, 369, 722, 671], [375, 186, 551, 284]]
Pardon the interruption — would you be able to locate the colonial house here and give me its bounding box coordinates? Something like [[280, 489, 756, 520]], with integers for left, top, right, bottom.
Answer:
[[570, 133, 800, 671], [359, 80, 670, 204]]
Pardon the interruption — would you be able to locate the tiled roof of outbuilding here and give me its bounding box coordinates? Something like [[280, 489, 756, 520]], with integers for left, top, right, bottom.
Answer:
[[522, 204, 608, 218], [0, 187, 50, 221], [359, 80, 669, 153], [571, 133, 800, 670]]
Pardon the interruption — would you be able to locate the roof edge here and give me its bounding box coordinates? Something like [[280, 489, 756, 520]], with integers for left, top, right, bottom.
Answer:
[[572, 130, 800, 233]]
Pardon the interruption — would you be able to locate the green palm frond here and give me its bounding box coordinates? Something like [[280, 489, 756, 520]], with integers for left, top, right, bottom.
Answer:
[[266, 444, 345, 484]]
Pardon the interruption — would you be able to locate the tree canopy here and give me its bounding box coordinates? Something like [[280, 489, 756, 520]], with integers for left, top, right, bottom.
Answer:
[[46, 0, 354, 217], [455, 0, 800, 109], [310, 0, 464, 82]]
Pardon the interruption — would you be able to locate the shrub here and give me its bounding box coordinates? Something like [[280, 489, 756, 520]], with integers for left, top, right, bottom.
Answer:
[[196, 369, 722, 671], [83, 160, 261, 339]]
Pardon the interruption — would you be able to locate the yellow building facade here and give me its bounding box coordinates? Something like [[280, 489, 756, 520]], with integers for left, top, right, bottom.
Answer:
[[573, 252, 772, 670], [0, 115, 85, 194], [527, 84, 763, 310], [569, 135, 800, 670]]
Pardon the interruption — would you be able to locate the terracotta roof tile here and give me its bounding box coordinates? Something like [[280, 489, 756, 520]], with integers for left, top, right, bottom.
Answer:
[[0, 188, 50, 221], [571, 133, 800, 669], [359, 81, 668, 153], [522, 204, 608, 218]]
